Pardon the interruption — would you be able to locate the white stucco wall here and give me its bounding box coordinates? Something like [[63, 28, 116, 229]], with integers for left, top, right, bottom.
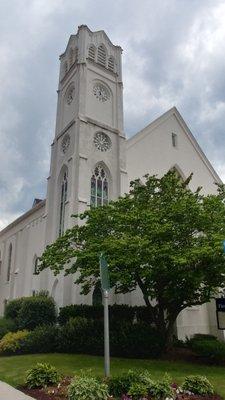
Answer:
[[0, 201, 46, 315]]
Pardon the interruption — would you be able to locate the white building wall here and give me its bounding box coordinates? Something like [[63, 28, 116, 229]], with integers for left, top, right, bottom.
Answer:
[[126, 107, 222, 340], [0, 202, 46, 314]]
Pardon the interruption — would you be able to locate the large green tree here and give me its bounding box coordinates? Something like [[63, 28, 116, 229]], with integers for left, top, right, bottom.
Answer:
[[39, 172, 225, 347]]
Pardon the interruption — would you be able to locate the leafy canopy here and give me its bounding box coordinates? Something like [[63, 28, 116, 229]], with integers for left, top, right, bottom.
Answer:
[[39, 171, 225, 341]]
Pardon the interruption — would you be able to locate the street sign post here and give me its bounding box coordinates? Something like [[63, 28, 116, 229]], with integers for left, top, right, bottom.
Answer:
[[216, 242, 225, 329], [99, 252, 110, 377]]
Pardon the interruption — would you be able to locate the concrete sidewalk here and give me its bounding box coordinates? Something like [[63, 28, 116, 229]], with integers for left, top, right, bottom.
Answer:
[[0, 381, 34, 400]]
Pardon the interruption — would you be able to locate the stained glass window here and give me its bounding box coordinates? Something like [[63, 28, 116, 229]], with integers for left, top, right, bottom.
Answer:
[[59, 171, 68, 236], [90, 165, 109, 207]]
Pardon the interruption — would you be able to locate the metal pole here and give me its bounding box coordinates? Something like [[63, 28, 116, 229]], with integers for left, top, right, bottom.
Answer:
[[103, 289, 110, 377]]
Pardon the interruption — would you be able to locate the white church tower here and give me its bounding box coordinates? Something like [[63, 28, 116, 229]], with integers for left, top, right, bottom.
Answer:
[[43, 25, 127, 304]]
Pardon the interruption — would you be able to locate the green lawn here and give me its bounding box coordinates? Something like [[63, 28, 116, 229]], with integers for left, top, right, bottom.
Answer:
[[1, 353, 225, 397]]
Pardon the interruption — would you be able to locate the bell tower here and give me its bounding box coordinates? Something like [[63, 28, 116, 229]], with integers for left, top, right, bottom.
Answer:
[[44, 25, 127, 259]]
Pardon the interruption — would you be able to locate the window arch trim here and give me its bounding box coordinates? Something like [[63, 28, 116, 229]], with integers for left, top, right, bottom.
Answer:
[[90, 162, 110, 207], [97, 44, 107, 67], [170, 164, 186, 182], [58, 166, 68, 236], [7, 243, 12, 282]]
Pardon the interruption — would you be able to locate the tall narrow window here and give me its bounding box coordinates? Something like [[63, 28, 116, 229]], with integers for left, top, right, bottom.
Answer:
[[69, 48, 74, 66], [108, 56, 115, 72], [97, 45, 107, 67], [0, 251, 2, 275], [59, 171, 68, 236], [74, 47, 78, 63], [90, 165, 109, 207], [172, 132, 177, 147], [88, 44, 96, 61], [33, 256, 39, 275], [7, 243, 12, 282]]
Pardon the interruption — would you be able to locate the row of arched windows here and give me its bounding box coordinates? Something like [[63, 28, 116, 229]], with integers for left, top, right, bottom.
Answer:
[[62, 44, 116, 78], [88, 44, 115, 72]]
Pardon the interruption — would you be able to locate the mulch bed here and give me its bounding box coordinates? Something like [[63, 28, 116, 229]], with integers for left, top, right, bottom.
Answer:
[[20, 387, 223, 400], [177, 396, 222, 400], [20, 377, 71, 400], [19, 375, 223, 400]]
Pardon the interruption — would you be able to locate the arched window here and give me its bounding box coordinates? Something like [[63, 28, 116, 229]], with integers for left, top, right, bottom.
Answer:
[[74, 47, 78, 63], [69, 48, 74, 66], [97, 45, 107, 67], [93, 283, 102, 306], [170, 166, 184, 182], [108, 56, 115, 72], [90, 165, 109, 207], [33, 255, 39, 275], [7, 243, 12, 282], [59, 170, 68, 236], [88, 44, 96, 61]]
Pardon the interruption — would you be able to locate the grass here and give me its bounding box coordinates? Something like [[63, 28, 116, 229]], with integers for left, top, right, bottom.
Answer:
[[0, 353, 225, 397]]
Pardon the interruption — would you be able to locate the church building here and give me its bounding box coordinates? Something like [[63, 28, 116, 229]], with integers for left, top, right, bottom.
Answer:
[[0, 25, 223, 340]]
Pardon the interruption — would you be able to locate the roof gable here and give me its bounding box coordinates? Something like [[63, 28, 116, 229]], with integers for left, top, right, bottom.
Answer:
[[126, 107, 222, 184]]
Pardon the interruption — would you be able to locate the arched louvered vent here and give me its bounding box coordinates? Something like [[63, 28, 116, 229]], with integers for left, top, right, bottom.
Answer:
[[108, 56, 115, 72], [97, 45, 106, 67], [88, 45, 96, 61], [69, 48, 74, 66]]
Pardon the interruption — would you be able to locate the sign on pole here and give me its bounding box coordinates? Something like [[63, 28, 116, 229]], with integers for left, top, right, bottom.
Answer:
[[100, 252, 110, 291], [216, 298, 225, 330], [99, 252, 110, 377]]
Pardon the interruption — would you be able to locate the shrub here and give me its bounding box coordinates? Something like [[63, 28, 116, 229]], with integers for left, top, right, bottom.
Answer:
[[110, 321, 164, 358], [58, 318, 162, 358], [182, 375, 214, 396], [108, 370, 143, 397], [0, 317, 16, 340], [68, 376, 109, 400], [0, 330, 29, 354], [128, 382, 148, 399], [191, 333, 217, 341], [150, 375, 174, 400], [4, 298, 25, 322], [17, 295, 57, 330], [23, 324, 59, 353], [189, 338, 225, 363], [25, 363, 60, 388], [58, 317, 103, 355]]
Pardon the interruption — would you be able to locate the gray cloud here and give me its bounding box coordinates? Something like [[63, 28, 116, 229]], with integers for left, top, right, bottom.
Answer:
[[1, 0, 225, 228]]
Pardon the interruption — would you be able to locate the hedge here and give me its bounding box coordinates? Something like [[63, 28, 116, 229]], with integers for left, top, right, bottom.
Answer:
[[0, 318, 164, 358], [58, 304, 152, 325], [189, 337, 225, 364]]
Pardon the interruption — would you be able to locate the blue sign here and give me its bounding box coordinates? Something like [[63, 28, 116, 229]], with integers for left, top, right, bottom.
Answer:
[[216, 298, 225, 312]]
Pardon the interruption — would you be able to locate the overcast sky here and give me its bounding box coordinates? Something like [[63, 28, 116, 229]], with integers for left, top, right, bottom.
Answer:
[[1, 0, 225, 229]]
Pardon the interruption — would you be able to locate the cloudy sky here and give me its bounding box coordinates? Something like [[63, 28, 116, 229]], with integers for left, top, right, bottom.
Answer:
[[1, 0, 225, 229]]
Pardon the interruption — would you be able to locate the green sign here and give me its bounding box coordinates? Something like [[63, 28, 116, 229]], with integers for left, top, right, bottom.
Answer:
[[99, 252, 110, 291]]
